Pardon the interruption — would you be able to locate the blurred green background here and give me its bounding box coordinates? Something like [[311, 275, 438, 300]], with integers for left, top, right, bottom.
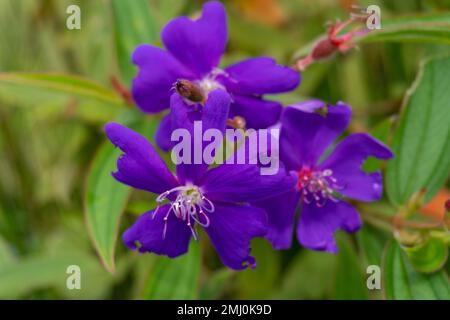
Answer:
[[0, 0, 449, 299]]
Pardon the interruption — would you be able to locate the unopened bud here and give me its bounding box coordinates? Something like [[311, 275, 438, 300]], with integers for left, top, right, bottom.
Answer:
[[175, 79, 205, 104], [226, 116, 246, 129], [311, 38, 338, 61]]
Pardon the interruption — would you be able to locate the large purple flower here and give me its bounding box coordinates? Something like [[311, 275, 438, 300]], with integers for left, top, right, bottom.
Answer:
[[105, 90, 295, 270], [256, 100, 393, 253], [132, 0, 300, 151]]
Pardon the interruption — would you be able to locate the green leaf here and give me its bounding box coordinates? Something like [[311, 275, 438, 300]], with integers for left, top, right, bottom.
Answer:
[[357, 224, 387, 267], [111, 0, 159, 83], [236, 239, 281, 299], [0, 236, 15, 267], [274, 250, 336, 299], [383, 241, 450, 299], [403, 237, 449, 274], [0, 253, 114, 299], [142, 242, 200, 299], [333, 234, 368, 300], [386, 56, 450, 205], [200, 269, 234, 300], [85, 142, 130, 273], [361, 13, 450, 45], [0, 73, 122, 105], [363, 117, 393, 172]]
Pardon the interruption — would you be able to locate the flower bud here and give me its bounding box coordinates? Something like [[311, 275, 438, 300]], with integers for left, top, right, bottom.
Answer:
[[175, 79, 205, 104]]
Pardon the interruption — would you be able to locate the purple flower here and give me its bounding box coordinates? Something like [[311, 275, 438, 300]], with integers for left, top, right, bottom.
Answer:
[[105, 90, 295, 270], [256, 100, 393, 253], [131, 0, 300, 151]]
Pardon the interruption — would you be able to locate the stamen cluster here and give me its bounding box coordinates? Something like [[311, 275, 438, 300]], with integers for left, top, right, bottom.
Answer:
[[155, 185, 215, 240], [297, 166, 343, 207]]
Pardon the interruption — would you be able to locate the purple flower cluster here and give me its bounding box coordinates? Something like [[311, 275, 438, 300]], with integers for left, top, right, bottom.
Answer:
[[131, 0, 299, 151], [105, 1, 393, 270]]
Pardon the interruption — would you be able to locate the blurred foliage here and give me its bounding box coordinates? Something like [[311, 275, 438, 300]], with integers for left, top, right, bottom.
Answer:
[[0, 0, 449, 299]]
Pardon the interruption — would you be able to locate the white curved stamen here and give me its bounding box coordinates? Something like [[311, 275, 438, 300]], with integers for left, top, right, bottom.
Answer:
[[196, 68, 227, 94], [153, 185, 214, 240]]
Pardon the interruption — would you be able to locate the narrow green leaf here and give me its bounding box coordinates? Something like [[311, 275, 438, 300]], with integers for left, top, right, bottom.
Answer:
[[357, 224, 387, 267], [383, 241, 450, 299], [386, 56, 450, 205], [363, 117, 393, 172], [236, 239, 280, 299], [200, 269, 234, 300], [0, 253, 113, 299], [111, 0, 159, 83], [0, 236, 15, 267], [361, 13, 450, 45], [85, 142, 130, 273], [333, 234, 368, 300], [274, 250, 336, 299], [0, 72, 122, 105], [142, 242, 200, 299]]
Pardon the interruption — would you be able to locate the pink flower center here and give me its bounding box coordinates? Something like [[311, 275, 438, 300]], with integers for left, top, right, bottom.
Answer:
[[297, 166, 343, 207]]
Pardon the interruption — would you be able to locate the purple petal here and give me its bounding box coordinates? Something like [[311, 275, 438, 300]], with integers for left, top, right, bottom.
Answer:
[[171, 89, 231, 184], [161, 1, 227, 76], [200, 162, 296, 203], [220, 57, 300, 95], [318, 133, 393, 202], [104, 122, 179, 194], [131, 45, 195, 113], [297, 200, 362, 253], [123, 205, 192, 258], [155, 113, 173, 152], [280, 100, 351, 170], [229, 95, 282, 129], [253, 189, 300, 249], [205, 203, 267, 270]]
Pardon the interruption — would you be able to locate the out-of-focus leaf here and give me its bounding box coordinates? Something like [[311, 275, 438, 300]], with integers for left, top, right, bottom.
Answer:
[[0, 83, 123, 124], [363, 117, 393, 172], [111, 0, 159, 83], [0, 236, 15, 267], [383, 241, 450, 299], [126, 200, 157, 216], [333, 234, 368, 300], [142, 242, 200, 299], [85, 142, 130, 274], [403, 237, 449, 274], [361, 13, 450, 45], [386, 56, 450, 206], [148, 0, 185, 30], [274, 250, 336, 299], [200, 268, 234, 300], [357, 224, 387, 267], [131, 254, 156, 299], [236, 239, 280, 299], [228, 13, 297, 59], [0, 73, 122, 105], [0, 253, 113, 299]]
